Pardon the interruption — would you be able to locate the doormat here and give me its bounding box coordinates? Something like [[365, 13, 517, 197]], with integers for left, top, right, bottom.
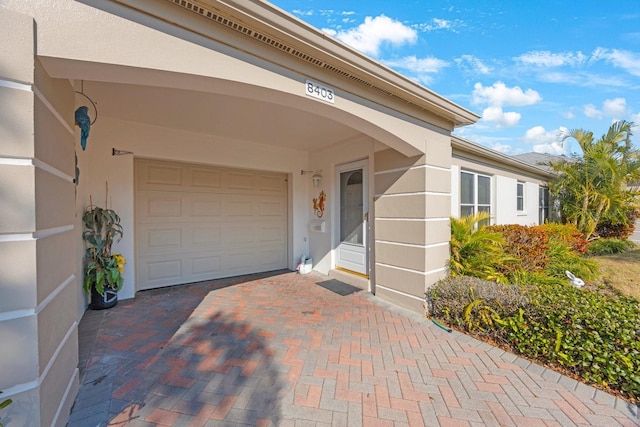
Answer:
[[316, 279, 361, 296]]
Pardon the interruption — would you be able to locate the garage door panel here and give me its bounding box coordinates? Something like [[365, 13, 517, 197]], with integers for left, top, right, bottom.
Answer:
[[224, 245, 284, 269], [259, 200, 284, 216], [142, 195, 183, 218], [191, 197, 222, 216], [259, 175, 285, 192], [224, 199, 254, 216], [145, 163, 183, 186], [191, 255, 222, 275], [146, 228, 182, 250], [258, 246, 286, 266], [221, 226, 254, 245], [146, 259, 182, 281], [191, 227, 222, 247], [258, 226, 284, 242], [226, 172, 255, 190], [136, 159, 287, 290], [190, 169, 222, 188]]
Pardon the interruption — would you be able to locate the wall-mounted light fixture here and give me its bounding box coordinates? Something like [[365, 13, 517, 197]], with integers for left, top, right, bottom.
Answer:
[[301, 169, 323, 187]]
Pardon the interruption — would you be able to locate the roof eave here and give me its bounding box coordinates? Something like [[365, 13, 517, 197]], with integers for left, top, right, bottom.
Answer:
[[452, 135, 556, 179], [186, 0, 481, 127]]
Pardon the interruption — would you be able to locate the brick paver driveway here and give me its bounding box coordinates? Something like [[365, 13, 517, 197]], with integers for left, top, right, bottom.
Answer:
[[68, 271, 639, 426]]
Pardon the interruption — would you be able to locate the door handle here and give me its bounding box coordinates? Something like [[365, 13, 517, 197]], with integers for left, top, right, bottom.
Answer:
[[364, 212, 368, 222]]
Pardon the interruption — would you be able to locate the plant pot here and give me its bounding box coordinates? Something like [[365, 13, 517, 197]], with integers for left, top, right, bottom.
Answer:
[[89, 286, 118, 310]]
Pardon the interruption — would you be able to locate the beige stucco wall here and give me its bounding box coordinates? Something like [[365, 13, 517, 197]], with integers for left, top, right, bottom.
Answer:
[[0, 9, 79, 427], [373, 129, 453, 313]]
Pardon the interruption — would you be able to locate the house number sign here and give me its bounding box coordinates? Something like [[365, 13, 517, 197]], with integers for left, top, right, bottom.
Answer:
[[305, 79, 334, 104]]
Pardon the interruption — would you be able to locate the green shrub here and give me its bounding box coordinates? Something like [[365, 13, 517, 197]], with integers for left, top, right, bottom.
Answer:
[[484, 223, 597, 284], [510, 283, 640, 400], [449, 214, 511, 283], [595, 208, 640, 240], [587, 238, 637, 255], [508, 270, 561, 286], [545, 239, 599, 282], [428, 276, 528, 340], [537, 223, 589, 254], [428, 276, 640, 402]]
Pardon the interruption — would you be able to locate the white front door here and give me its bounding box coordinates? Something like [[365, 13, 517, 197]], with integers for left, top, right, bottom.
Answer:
[[336, 159, 368, 276]]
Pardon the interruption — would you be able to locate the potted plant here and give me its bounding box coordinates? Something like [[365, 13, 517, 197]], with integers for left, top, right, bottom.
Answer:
[[83, 203, 125, 309]]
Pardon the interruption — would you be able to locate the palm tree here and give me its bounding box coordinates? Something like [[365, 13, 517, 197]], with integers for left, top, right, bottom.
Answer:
[[549, 121, 640, 239]]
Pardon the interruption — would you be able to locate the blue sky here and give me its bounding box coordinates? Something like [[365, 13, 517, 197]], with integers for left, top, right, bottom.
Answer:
[[270, 0, 640, 156]]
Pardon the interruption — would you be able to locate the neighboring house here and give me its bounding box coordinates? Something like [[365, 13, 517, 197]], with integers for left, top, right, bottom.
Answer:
[[452, 138, 556, 225], [0, 1, 553, 425], [512, 152, 572, 174]]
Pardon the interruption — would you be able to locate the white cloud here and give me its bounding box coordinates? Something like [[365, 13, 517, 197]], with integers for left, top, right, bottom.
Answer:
[[415, 18, 453, 32], [533, 141, 566, 155], [524, 126, 569, 155], [584, 104, 602, 119], [515, 50, 587, 67], [603, 97, 627, 117], [481, 107, 521, 127], [455, 55, 491, 74], [322, 28, 337, 37], [488, 142, 513, 153], [584, 104, 604, 119], [329, 15, 417, 57], [583, 98, 628, 120], [471, 81, 542, 107], [537, 71, 629, 87], [383, 56, 448, 84], [292, 9, 313, 16], [592, 48, 640, 77]]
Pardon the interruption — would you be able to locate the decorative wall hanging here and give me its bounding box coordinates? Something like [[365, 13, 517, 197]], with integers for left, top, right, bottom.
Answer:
[[74, 81, 98, 150], [313, 190, 326, 218]]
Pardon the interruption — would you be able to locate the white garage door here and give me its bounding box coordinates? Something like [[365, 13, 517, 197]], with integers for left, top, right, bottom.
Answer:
[[135, 159, 288, 290]]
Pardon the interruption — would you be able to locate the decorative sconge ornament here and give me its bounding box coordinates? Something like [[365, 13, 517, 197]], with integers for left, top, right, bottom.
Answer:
[[301, 169, 323, 187]]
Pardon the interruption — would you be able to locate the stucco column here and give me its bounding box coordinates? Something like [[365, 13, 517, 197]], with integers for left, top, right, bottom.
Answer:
[[0, 9, 79, 427], [373, 133, 452, 313]]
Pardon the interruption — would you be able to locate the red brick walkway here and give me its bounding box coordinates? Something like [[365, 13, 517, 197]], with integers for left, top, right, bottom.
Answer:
[[68, 271, 639, 426]]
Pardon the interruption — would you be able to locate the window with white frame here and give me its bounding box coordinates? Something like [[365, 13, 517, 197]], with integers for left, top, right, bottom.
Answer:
[[539, 186, 550, 224], [516, 181, 525, 212], [460, 171, 491, 220]]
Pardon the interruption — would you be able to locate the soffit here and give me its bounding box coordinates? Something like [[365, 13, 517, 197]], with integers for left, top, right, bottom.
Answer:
[[115, 0, 479, 128], [83, 80, 361, 151]]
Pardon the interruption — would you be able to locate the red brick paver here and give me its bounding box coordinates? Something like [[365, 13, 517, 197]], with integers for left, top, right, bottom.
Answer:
[[69, 271, 639, 426]]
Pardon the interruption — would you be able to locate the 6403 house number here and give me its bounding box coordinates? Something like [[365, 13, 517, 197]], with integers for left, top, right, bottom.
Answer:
[[305, 79, 335, 104]]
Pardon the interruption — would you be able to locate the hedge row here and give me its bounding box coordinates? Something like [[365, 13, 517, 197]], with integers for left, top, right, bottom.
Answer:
[[429, 276, 640, 402]]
